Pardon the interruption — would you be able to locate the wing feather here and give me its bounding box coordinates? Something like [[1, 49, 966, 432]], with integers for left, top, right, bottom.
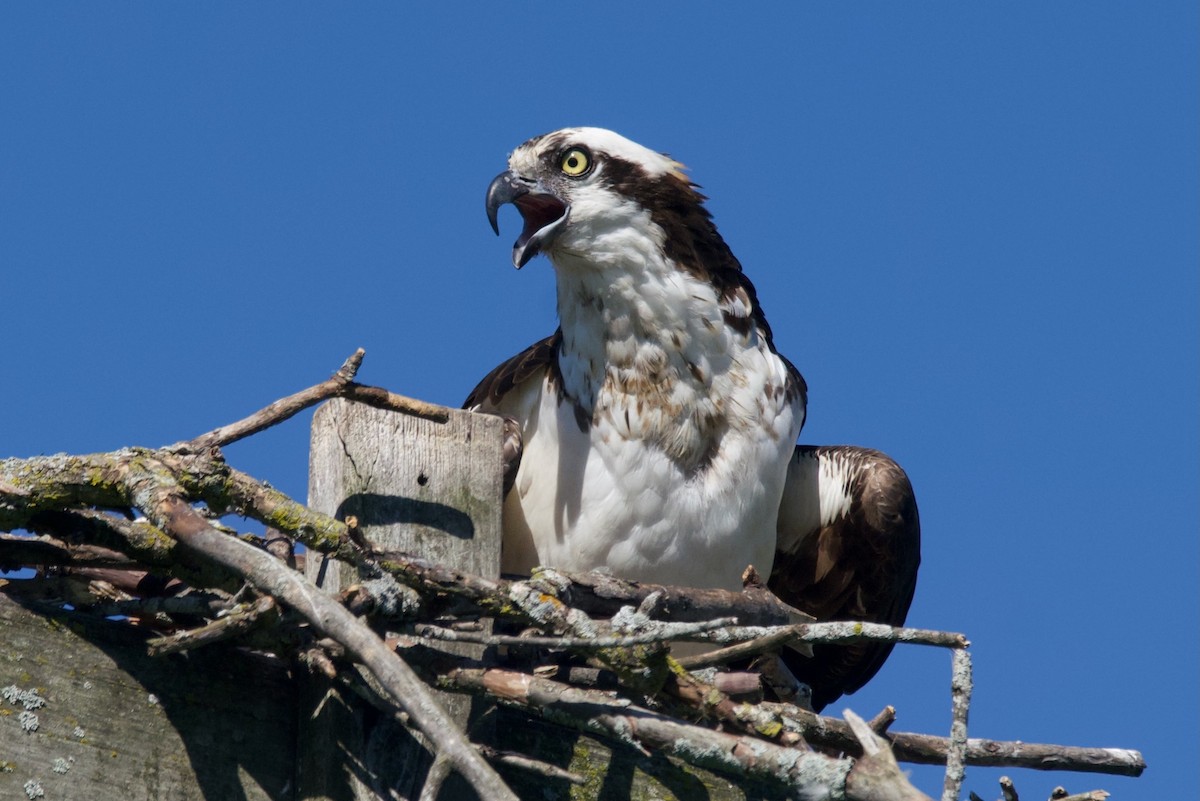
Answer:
[[463, 330, 562, 412], [464, 332, 561, 494], [771, 445, 921, 711]]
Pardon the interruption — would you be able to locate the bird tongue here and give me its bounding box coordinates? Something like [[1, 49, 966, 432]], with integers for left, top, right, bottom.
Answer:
[[513, 193, 568, 254]]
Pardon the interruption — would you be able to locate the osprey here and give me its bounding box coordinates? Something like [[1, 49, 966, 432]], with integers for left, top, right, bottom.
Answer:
[[467, 127, 920, 711]]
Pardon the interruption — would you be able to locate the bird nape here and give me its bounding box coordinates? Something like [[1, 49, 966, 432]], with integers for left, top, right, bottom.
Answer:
[[466, 127, 920, 712]]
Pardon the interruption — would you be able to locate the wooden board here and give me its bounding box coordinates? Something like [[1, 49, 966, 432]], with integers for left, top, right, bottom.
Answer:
[[0, 594, 295, 801], [307, 398, 504, 594], [302, 399, 505, 801]]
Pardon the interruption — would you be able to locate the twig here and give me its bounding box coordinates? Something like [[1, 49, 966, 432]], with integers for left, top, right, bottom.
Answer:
[[417, 751, 454, 801], [1049, 790, 1109, 801], [1001, 775, 1019, 801], [21, 508, 240, 591], [146, 596, 278, 656], [440, 665, 910, 799], [0, 534, 131, 569], [185, 350, 366, 451], [676, 621, 966, 670], [942, 647, 974, 801], [476, 744, 586, 785], [46, 591, 234, 621], [412, 617, 738, 650], [844, 709, 934, 801], [339, 383, 451, 424], [206, 463, 361, 560], [686, 620, 969, 648], [675, 622, 805, 668], [182, 350, 451, 453], [758, 699, 1144, 778], [869, 705, 898, 735]]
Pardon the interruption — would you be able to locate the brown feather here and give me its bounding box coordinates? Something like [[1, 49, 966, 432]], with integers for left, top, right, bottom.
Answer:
[[771, 445, 921, 711], [463, 331, 562, 411]]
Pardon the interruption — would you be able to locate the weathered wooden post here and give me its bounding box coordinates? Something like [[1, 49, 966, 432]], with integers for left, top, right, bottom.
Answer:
[[301, 398, 505, 801], [0, 595, 296, 801]]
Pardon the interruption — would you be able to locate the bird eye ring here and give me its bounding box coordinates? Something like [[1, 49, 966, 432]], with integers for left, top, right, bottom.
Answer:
[[560, 147, 592, 177]]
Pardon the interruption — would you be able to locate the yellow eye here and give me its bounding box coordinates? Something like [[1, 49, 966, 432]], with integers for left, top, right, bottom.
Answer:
[[560, 148, 591, 177]]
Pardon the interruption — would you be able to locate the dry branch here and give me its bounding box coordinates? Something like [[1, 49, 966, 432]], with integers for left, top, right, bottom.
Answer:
[[146, 595, 278, 655], [751, 702, 1144, 777], [944, 647, 974, 801], [438, 665, 933, 800]]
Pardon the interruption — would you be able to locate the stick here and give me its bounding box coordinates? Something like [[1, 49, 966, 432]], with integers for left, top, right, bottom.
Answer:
[[676, 621, 968, 669], [185, 349, 367, 450], [755, 702, 1144, 777], [412, 617, 738, 650], [146, 596, 278, 656], [442, 666, 889, 798], [184, 349, 450, 452], [476, 744, 586, 785], [943, 647, 974, 801]]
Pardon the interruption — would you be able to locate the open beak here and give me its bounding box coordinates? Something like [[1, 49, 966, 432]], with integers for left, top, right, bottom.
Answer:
[[486, 170, 570, 269]]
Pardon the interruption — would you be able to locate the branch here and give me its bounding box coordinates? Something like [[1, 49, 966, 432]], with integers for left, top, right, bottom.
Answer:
[[754, 702, 1145, 777], [475, 744, 586, 786], [943, 647, 974, 801], [146, 595, 279, 656], [183, 349, 365, 450], [183, 348, 450, 452], [413, 617, 739, 650], [367, 555, 817, 636], [677, 621, 967, 670], [439, 665, 934, 801], [845, 709, 935, 801], [1048, 790, 1109, 801]]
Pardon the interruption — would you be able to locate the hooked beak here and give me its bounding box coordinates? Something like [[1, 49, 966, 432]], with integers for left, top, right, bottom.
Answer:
[[485, 170, 570, 269]]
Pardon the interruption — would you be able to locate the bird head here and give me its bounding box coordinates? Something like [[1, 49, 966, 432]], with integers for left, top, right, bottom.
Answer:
[[485, 127, 690, 269]]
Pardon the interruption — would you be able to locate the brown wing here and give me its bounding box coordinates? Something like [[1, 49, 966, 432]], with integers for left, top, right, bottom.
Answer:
[[463, 330, 561, 412], [463, 331, 561, 494], [771, 445, 921, 711]]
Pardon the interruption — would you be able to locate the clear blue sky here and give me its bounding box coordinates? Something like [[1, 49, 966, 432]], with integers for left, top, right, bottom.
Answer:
[[2, 4, 1195, 798]]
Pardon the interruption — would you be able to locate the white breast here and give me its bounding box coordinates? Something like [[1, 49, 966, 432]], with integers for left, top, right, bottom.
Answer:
[[500, 334, 801, 592]]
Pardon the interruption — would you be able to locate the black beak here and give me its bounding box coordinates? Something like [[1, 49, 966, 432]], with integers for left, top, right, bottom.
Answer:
[[485, 170, 569, 269]]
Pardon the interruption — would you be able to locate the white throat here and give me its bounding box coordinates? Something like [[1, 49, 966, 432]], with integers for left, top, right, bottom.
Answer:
[[546, 212, 766, 472]]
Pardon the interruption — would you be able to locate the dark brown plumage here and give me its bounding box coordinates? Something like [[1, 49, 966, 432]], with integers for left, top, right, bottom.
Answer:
[[771, 446, 921, 711]]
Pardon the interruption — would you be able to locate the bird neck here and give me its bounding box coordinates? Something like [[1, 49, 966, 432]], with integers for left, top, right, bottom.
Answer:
[[547, 234, 775, 476], [554, 247, 707, 396]]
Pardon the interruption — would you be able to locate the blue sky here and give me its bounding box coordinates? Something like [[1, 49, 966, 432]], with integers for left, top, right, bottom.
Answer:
[[2, 4, 1195, 797]]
